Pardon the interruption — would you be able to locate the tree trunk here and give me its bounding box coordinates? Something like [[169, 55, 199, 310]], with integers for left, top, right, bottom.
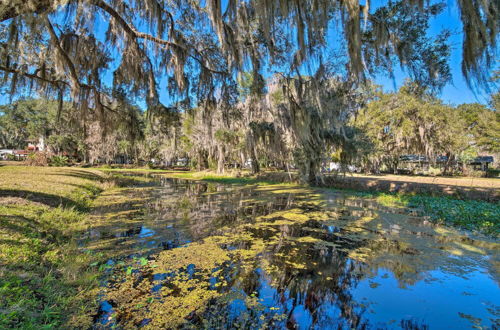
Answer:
[[308, 159, 320, 185], [443, 152, 451, 176], [393, 159, 399, 174], [217, 146, 225, 174], [240, 152, 246, 169], [197, 150, 208, 170], [250, 147, 260, 174]]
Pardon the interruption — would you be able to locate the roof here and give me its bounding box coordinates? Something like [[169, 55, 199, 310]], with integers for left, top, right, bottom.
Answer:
[[400, 155, 427, 162], [471, 156, 494, 163]]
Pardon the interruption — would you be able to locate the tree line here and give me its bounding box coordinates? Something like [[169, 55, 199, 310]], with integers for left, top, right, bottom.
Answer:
[[1, 77, 498, 181], [1, 0, 498, 183]]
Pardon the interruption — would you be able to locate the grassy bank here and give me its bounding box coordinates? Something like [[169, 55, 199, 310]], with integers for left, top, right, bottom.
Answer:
[[0, 166, 114, 328], [341, 190, 499, 236]]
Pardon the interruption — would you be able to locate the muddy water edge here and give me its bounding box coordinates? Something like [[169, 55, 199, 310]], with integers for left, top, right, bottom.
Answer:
[[83, 173, 500, 329]]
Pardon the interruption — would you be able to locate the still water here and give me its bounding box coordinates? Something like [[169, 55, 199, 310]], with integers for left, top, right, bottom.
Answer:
[[84, 177, 499, 329]]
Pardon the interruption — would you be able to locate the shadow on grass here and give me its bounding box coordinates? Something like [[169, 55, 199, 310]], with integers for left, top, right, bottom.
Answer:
[[0, 213, 68, 244], [45, 169, 105, 182], [0, 189, 77, 208], [0, 214, 38, 235], [0, 238, 25, 247]]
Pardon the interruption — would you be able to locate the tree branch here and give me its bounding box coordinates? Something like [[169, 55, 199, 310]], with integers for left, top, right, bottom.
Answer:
[[0, 0, 53, 22], [44, 17, 81, 91], [91, 0, 178, 48], [0, 65, 68, 87], [92, 0, 228, 75]]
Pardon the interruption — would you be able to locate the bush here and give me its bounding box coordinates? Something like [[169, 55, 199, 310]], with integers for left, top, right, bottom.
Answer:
[[467, 170, 485, 178], [423, 166, 441, 176], [25, 152, 50, 166], [49, 155, 69, 167], [486, 169, 500, 178]]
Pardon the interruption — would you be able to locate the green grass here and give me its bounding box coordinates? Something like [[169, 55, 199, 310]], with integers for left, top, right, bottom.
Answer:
[[0, 166, 112, 328], [93, 166, 177, 173], [405, 195, 499, 235], [168, 171, 281, 186], [342, 190, 500, 235]]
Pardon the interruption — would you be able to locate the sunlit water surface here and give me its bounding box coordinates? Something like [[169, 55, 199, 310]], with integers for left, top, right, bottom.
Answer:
[[83, 177, 499, 329]]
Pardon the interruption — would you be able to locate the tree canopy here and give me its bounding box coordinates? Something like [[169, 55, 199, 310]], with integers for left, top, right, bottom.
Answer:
[[0, 0, 497, 116], [351, 81, 499, 174]]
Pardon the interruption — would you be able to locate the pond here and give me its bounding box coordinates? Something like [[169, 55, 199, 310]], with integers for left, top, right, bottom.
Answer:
[[84, 176, 499, 329]]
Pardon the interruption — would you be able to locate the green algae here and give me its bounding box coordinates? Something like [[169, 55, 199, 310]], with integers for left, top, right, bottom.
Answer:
[[106, 241, 229, 328], [99, 204, 337, 327]]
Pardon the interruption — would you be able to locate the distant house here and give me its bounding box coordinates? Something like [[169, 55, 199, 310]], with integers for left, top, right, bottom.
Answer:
[[400, 155, 428, 163], [26, 136, 46, 152], [436, 155, 449, 163], [1, 137, 47, 161], [13, 150, 29, 159], [176, 158, 189, 166], [469, 156, 494, 171]]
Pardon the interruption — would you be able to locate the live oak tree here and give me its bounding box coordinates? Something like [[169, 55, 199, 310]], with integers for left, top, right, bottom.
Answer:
[[0, 99, 55, 149], [458, 103, 500, 154], [351, 82, 499, 175]]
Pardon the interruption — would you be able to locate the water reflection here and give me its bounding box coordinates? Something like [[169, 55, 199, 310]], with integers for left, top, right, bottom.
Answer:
[[88, 177, 499, 329]]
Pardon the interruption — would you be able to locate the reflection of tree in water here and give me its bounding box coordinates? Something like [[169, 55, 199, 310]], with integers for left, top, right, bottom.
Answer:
[[97, 179, 497, 329], [265, 247, 368, 328], [152, 178, 306, 241], [195, 200, 494, 328], [196, 217, 373, 328]]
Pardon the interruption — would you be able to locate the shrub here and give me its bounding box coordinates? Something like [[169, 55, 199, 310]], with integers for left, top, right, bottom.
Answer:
[[486, 169, 500, 178], [49, 155, 69, 167], [25, 152, 50, 166], [467, 170, 485, 178], [424, 166, 441, 176], [6, 154, 16, 161]]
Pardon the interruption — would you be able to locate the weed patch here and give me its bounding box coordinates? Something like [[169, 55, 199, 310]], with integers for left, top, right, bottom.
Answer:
[[340, 189, 499, 235]]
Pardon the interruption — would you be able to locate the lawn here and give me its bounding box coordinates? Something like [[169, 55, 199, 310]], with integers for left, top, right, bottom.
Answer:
[[0, 166, 111, 328]]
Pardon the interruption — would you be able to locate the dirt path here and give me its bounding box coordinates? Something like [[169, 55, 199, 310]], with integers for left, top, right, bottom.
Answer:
[[349, 174, 500, 189], [323, 173, 499, 201]]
